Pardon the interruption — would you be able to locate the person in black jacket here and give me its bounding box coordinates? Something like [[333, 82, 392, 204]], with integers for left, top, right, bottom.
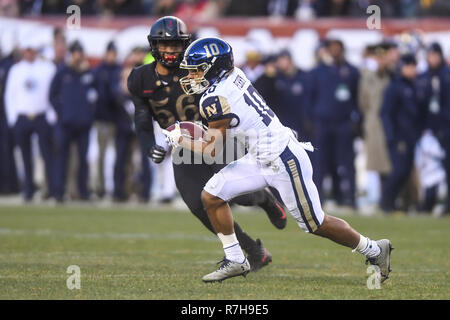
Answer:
[[50, 41, 97, 202], [127, 16, 288, 271]]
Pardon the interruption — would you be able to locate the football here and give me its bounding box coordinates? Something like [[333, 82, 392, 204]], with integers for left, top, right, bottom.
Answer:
[[165, 121, 207, 141]]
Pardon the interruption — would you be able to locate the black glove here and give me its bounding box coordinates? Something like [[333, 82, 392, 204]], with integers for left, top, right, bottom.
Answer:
[[148, 145, 166, 163]]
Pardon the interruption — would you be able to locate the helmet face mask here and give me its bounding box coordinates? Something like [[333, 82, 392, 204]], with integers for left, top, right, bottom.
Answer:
[[180, 61, 213, 95], [153, 40, 186, 67], [148, 16, 191, 68], [180, 38, 234, 95]]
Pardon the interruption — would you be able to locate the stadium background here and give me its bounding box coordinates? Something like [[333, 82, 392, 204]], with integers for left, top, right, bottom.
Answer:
[[1, 0, 449, 213]]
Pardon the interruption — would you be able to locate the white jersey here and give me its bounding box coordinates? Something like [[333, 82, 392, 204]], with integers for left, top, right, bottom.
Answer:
[[199, 67, 293, 164], [4, 58, 56, 126]]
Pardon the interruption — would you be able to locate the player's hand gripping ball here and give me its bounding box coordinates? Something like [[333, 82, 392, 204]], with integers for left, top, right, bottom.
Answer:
[[162, 121, 207, 148]]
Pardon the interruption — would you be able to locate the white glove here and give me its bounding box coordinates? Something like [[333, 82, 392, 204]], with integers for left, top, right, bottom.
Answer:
[[299, 141, 315, 152], [161, 121, 182, 148]]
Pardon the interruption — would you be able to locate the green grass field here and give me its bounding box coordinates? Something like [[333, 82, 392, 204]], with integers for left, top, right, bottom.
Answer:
[[0, 204, 449, 300]]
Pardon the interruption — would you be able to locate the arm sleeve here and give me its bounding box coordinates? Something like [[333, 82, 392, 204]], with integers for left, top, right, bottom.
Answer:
[[4, 66, 18, 127], [49, 70, 62, 116], [127, 68, 156, 153]]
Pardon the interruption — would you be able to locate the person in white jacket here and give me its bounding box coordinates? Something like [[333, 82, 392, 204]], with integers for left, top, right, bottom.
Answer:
[[4, 37, 57, 201]]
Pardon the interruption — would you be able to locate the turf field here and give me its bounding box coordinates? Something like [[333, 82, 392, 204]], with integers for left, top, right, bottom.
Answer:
[[0, 204, 448, 300]]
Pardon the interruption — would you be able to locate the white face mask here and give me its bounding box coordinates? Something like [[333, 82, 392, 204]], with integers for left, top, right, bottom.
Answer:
[[179, 62, 212, 95]]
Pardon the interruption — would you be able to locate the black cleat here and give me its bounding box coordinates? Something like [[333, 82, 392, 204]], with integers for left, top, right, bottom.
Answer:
[[247, 239, 272, 272], [260, 188, 287, 230]]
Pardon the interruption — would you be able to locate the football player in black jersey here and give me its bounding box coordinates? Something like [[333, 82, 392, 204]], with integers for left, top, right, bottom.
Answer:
[[127, 16, 287, 271]]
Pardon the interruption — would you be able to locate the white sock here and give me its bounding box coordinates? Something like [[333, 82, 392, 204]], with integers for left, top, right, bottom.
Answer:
[[217, 232, 246, 263], [352, 234, 381, 258]]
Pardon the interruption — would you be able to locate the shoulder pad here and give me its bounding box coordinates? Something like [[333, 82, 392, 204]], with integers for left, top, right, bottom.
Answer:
[[200, 95, 231, 122], [127, 63, 157, 97]]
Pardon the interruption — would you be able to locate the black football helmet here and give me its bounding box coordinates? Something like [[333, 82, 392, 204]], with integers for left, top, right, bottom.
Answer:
[[148, 16, 191, 68]]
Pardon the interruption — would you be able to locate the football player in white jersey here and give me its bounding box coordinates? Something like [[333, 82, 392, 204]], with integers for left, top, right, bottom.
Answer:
[[163, 37, 393, 283]]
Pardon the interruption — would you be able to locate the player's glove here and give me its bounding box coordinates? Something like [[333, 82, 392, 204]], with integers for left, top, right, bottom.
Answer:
[[148, 145, 166, 163], [161, 121, 182, 148]]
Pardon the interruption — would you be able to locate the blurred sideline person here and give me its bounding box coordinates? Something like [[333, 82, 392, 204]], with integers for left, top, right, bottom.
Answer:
[[0, 47, 20, 194], [167, 37, 393, 283], [49, 41, 97, 202], [308, 39, 361, 209], [419, 42, 450, 215], [254, 54, 278, 110], [120, 48, 153, 202], [241, 49, 264, 83], [358, 43, 392, 209], [273, 49, 311, 141], [380, 53, 427, 213], [127, 16, 289, 271], [4, 38, 56, 201], [93, 41, 126, 200]]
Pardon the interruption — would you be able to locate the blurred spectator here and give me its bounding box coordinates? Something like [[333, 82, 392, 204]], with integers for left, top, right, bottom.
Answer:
[[40, 0, 71, 14], [0, 48, 20, 194], [120, 47, 153, 202], [267, 0, 299, 17], [0, 0, 19, 16], [414, 130, 446, 212], [152, 0, 178, 16], [313, 0, 352, 17], [4, 38, 57, 201], [224, 0, 269, 16], [98, 0, 143, 16], [52, 27, 68, 68], [92, 41, 124, 200], [419, 42, 450, 214], [380, 53, 427, 212], [254, 54, 278, 111], [360, 44, 378, 72], [309, 38, 360, 208], [7, 0, 450, 16], [358, 43, 392, 208], [49, 40, 97, 202], [273, 49, 311, 140], [383, 40, 401, 75], [241, 50, 264, 83], [174, 0, 212, 20], [418, 0, 450, 17]]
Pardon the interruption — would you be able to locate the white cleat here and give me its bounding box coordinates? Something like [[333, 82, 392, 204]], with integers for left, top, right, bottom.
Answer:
[[202, 258, 251, 283]]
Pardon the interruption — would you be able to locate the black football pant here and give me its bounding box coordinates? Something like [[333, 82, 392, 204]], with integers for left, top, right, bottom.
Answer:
[[173, 161, 267, 254]]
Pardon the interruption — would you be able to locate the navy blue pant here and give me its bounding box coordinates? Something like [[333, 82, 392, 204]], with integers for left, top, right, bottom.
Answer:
[[114, 131, 152, 201], [0, 115, 19, 194], [13, 114, 54, 199], [113, 129, 133, 200], [312, 120, 356, 207], [55, 124, 91, 200], [380, 141, 415, 212]]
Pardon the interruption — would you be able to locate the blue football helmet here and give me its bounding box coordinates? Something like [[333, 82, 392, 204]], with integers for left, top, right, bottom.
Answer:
[[180, 37, 234, 95]]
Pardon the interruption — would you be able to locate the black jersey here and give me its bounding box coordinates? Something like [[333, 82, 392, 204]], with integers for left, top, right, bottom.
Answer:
[[127, 62, 202, 131]]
